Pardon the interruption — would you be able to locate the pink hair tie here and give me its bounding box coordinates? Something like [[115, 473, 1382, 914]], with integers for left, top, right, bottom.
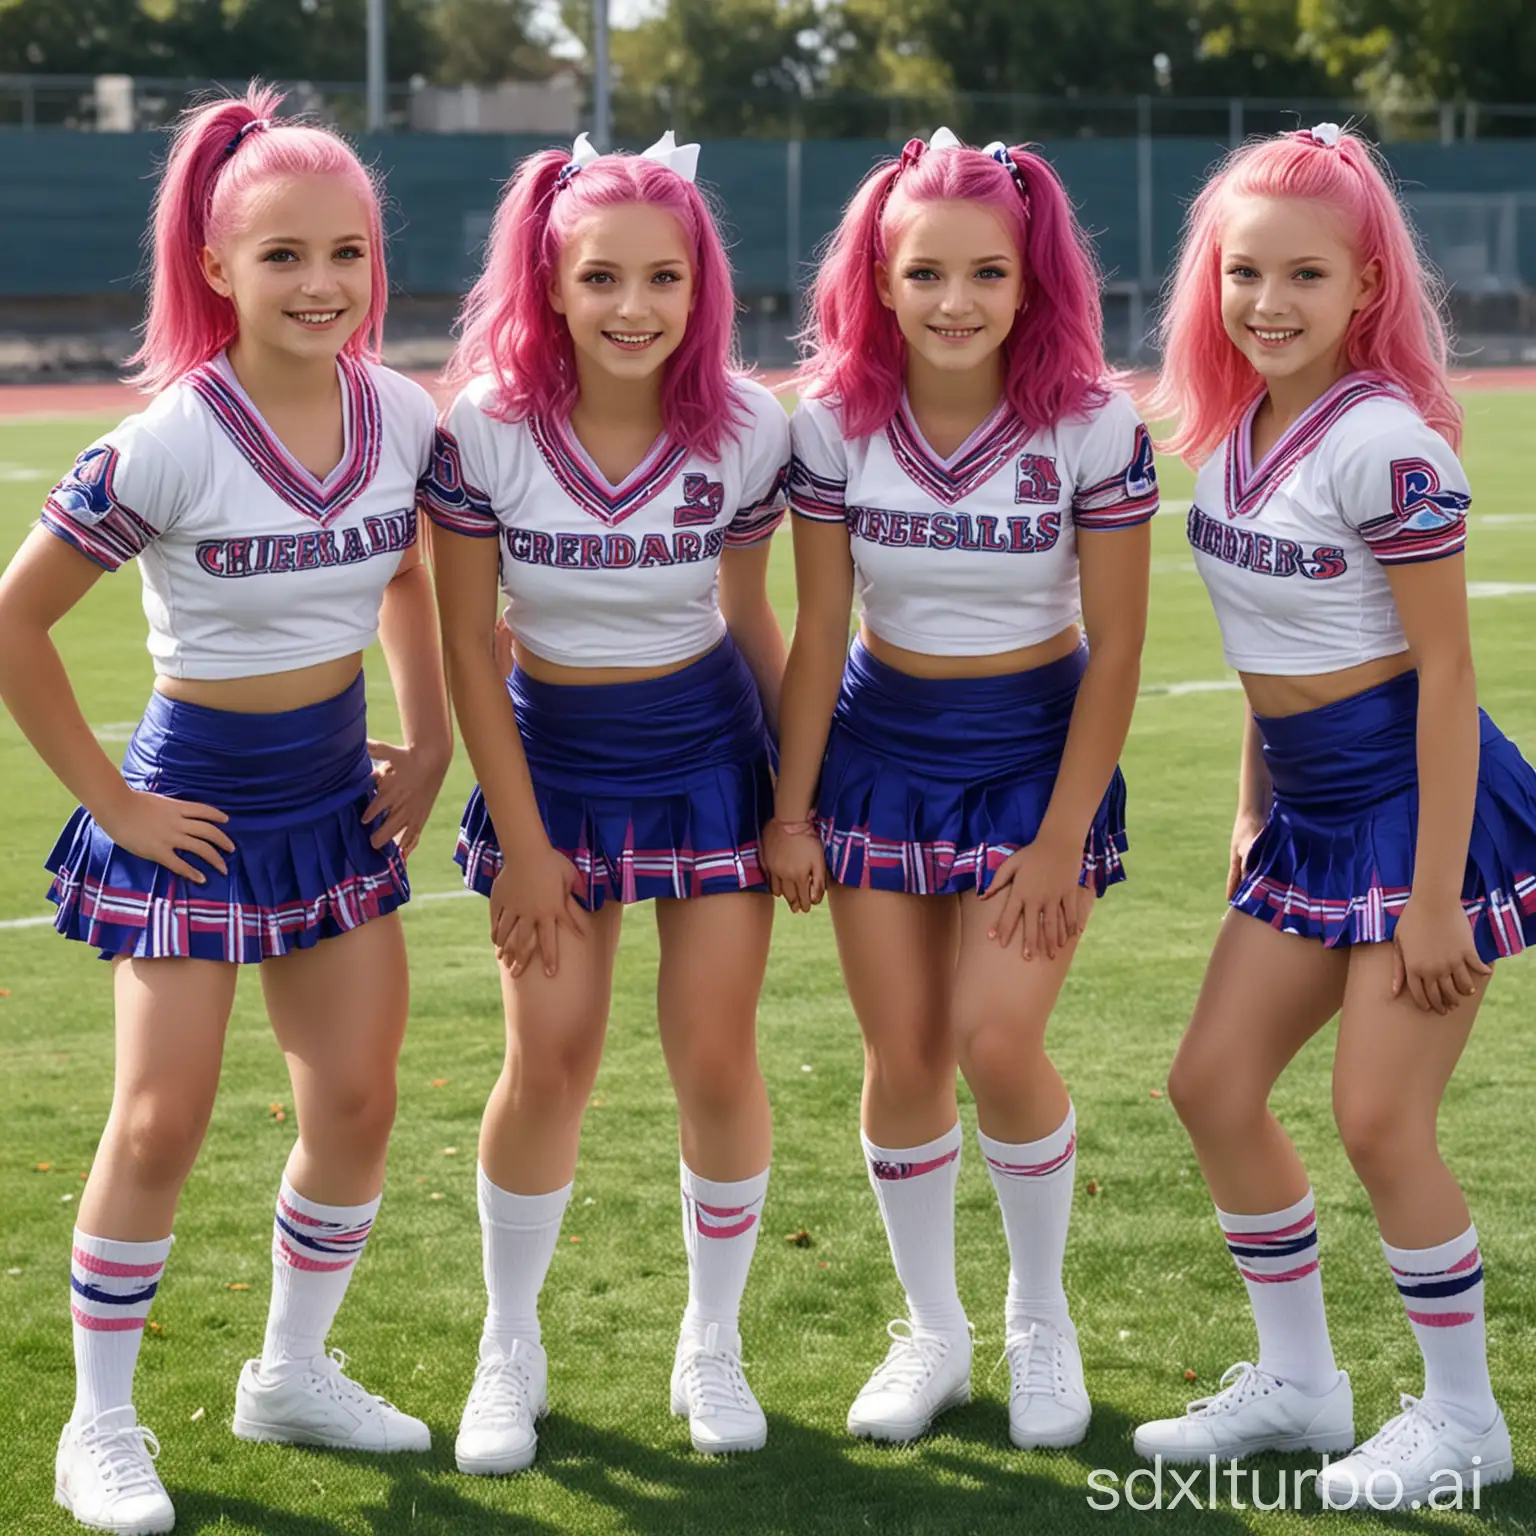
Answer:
[[222, 117, 271, 160], [897, 138, 927, 173], [773, 818, 817, 838]]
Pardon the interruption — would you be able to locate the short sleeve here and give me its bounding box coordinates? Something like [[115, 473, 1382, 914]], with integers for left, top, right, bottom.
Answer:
[[1333, 414, 1469, 565], [788, 397, 849, 524], [725, 385, 790, 548], [1070, 391, 1159, 532], [40, 418, 186, 571], [418, 388, 500, 539]]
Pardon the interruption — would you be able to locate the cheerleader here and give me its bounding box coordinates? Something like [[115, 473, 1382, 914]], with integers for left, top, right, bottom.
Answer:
[[422, 132, 789, 1470], [0, 88, 450, 1533], [763, 129, 1156, 1446], [1132, 124, 1521, 1508]]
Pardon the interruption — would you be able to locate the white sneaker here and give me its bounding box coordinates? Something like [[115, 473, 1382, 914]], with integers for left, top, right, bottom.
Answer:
[[455, 1338, 548, 1476], [846, 1319, 972, 1444], [54, 1407, 175, 1535], [1317, 1395, 1513, 1510], [1133, 1361, 1354, 1464], [1003, 1321, 1091, 1449], [232, 1349, 430, 1453], [670, 1323, 767, 1455]]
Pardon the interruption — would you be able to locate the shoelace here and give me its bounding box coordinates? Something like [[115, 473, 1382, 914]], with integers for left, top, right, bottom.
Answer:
[[82, 1419, 162, 1496], [863, 1320, 952, 1395], [1000, 1324, 1062, 1401], [467, 1349, 538, 1424], [1185, 1361, 1277, 1418], [310, 1347, 398, 1415], [1359, 1395, 1437, 1458], [680, 1349, 756, 1416]]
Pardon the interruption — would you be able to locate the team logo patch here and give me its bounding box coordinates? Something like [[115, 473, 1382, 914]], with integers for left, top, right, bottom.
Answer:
[[49, 444, 121, 526], [1125, 424, 1157, 499], [1391, 457, 1470, 530], [1014, 453, 1062, 505], [674, 472, 724, 526]]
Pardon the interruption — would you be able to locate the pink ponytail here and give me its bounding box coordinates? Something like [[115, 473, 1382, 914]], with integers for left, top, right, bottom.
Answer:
[[129, 83, 387, 394], [444, 146, 745, 460], [798, 138, 1110, 439]]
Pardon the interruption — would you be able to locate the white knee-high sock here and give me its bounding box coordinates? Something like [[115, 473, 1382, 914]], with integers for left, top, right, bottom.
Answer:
[[260, 1178, 379, 1374], [862, 1123, 968, 1336], [1217, 1189, 1338, 1393], [478, 1165, 571, 1350], [70, 1230, 172, 1423], [977, 1105, 1077, 1337], [1384, 1224, 1498, 1432], [679, 1161, 768, 1347]]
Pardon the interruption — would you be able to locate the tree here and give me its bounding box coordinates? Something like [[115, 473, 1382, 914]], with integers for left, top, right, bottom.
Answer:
[[1298, 0, 1536, 104], [0, 0, 168, 73], [433, 0, 557, 85]]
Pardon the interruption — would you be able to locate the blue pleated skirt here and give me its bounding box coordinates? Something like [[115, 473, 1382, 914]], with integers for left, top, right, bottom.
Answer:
[[45, 673, 407, 962], [816, 640, 1128, 896], [455, 636, 774, 911], [1232, 671, 1536, 961]]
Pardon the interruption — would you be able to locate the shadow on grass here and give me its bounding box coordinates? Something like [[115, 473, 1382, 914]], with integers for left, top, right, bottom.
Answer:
[[152, 1409, 1536, 1535]]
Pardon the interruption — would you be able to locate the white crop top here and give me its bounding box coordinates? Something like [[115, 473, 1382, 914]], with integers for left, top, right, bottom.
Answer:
[[421, 375, 789, 668], [789, 388, 1157, 655], [1187, 374, 1469, 675], [40, 353, 436, 681]]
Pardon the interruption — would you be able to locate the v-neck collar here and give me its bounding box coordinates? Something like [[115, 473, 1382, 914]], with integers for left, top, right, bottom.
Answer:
[[1224, 372, 1397, 520], [188, 352, 381, 527], [528, 413, 688, 527], [886, 394, 1029, 506]]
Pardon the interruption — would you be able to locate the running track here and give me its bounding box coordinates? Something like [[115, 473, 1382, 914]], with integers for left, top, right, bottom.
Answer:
[[3, 366, 1535, 421]]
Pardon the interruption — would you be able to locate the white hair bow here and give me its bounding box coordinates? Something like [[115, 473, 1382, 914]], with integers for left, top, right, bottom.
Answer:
[[558, 128, 700, 188], [639, 129, 700, 183], [1303, 122, 1342, 148], [927, 126, 962, 151]]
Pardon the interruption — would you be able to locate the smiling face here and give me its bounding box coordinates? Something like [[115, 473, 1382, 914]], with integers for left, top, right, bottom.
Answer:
[[1219, 194, 1378, 400], [200, 172, 372, 364], [876, 199, 1023, 380], [548, 201, 695, 388]]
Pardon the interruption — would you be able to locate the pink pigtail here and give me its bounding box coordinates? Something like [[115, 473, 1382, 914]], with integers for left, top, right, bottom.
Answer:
[[1155, 127, 1460, 464], [795, 161, 907, 439], [130, 82, 388, 394], [444, 146, 745, 460], [798, 139, 1109, 440]]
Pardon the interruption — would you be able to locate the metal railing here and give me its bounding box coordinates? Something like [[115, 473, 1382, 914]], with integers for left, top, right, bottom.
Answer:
[[4, 73, 1536, 142]]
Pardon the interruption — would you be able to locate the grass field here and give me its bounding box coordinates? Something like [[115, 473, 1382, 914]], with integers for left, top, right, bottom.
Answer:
[[1, 398, 1534, 1535]]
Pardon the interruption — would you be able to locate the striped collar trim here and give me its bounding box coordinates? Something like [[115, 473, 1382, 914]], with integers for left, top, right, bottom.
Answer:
[[187, 353, 381, 527], [1225, 372, 1399, 520], [886, 396, 1029, 507], [527, 414, 688, 526]]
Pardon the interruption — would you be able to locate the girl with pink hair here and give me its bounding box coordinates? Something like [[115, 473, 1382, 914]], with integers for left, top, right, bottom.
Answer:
[[0, 86, 451, 1532], [765, 128, 1156, 1447], [1132, 125, 1523, 1507], [423, 131, 789, 1471]]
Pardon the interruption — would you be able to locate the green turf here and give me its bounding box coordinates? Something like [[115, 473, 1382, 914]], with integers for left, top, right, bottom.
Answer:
[[1, 401, 1533, 1534]]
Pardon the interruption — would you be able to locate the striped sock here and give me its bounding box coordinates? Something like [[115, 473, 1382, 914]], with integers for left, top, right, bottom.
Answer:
[[1217, 1190, 1338, 1393], [1384, 1224, 1498, 1432], [70, 1229, 172, 1423], [680, 1161, 768, 1346], [977, 1105, 1077, 1336], [862, 1123, 968, 1336], [259, 1178, 379, 1375]]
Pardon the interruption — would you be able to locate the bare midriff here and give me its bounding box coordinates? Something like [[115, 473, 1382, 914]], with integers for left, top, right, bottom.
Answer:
[[512, 640, 716, 687], [155, 652, 365, 714], [1239, 651, 1415, 719], [861, 619, 1084, 680]]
